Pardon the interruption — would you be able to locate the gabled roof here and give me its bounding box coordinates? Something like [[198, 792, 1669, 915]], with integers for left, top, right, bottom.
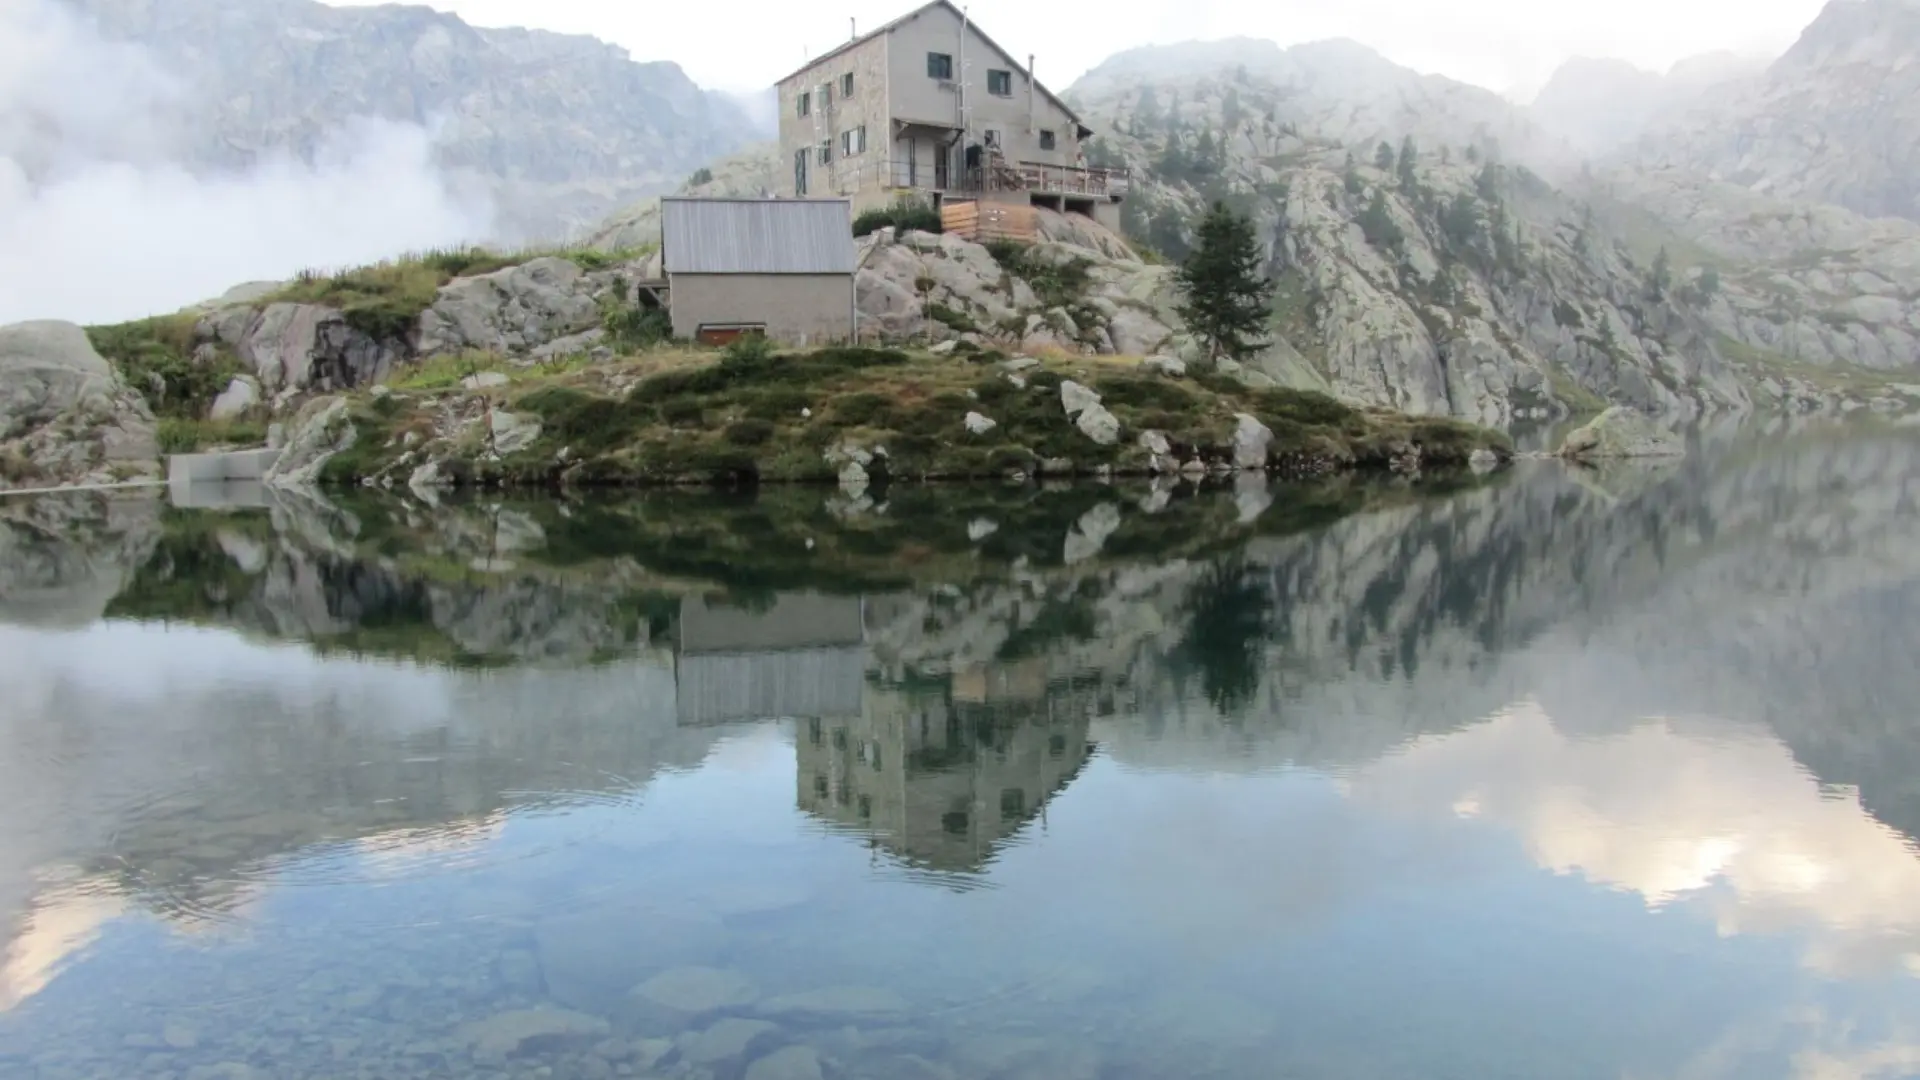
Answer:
[[660, 198, 856, 275], [774, 0, 1091, 136]]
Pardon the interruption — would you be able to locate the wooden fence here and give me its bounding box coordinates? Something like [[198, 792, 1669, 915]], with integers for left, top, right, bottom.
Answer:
[[940, 201, 1039, 244]]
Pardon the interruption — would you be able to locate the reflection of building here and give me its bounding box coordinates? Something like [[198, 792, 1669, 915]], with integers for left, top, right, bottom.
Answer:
[[673, 592, 871, 726], [795, 662, 1101, 878]]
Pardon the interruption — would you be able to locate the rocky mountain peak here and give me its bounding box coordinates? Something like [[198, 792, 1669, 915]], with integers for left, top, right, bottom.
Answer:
[[55, 0, 762, 243], [1777, 0, 1920, 69]]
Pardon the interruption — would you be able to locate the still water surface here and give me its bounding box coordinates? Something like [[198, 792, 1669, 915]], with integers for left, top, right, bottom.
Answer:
[[3, 419, 1920, 1080]]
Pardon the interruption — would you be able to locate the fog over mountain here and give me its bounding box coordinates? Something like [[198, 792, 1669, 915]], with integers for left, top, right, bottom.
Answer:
[[0, 0, 494, 326]]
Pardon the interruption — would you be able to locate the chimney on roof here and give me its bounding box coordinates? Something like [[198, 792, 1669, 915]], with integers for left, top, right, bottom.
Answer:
[[1028, 54, 1036, 133], [850, 17, 856, 40]]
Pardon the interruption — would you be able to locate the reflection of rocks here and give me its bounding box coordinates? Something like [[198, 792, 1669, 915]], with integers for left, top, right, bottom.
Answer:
[[0, 491, 162, 628]]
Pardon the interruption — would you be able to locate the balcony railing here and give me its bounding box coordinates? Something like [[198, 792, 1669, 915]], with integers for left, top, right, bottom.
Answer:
[[808, 156, 1130, 199]]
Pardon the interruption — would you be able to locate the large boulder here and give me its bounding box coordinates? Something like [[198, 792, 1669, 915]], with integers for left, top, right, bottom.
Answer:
[[264, 396, 356, 489], [209, 303, 402, 395], [0, 321, 160, 490], [853, 223, 1178, 353], [416, 257, 606, 358], [1558, 406, 1687, 460]]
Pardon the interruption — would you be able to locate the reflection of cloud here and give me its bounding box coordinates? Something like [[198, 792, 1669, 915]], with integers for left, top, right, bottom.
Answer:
[[1351, 701, 1920, 979], [0, 881, 122, 1012]]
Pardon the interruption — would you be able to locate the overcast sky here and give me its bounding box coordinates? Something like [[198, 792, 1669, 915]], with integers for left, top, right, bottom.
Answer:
[[328, 0, 1827, 99]]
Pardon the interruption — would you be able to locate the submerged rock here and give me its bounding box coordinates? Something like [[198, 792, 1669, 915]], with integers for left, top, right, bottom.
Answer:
[[458, 1006, 609, 1060], [631, 966, 759, 1013], [745, 1045, 824, 1080], [1558, 406, 1686, 460]]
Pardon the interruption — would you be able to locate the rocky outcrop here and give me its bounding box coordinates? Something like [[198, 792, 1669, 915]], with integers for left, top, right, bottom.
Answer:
[[1063, 61, 1753, 420], [198, 304, 404, 396], [1527, 53, 1767, 157], [0, 321, 161, 489], [1622, 0, 1920, 225], [264, 397, 356, 489], [68, 0, 762, 242], [584, 142, 779, 252], [415, 257, 608, 357], [1581, 169, 1920, 381], [854, 218, 1183, 358], [1558, 406, 1686, 459]]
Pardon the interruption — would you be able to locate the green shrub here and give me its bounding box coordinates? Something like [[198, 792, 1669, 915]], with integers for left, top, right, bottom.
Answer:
[[926, 303, 977, 333], [156, 418, 268, 454], [86, 315, 239, 420], [1251, 388, 1355, 426], [831, 392, 895, 427], [661, 399, 706, 427], [603, 302, 671, 350], [743, 387, 813, 421], [724, 333, 776, 365], [852, 199, 944, 237], [515, 386, 646, 455], [688, 167, 714, 187], [1093, 375, 1202, 413], [724, 419, 776, 446]]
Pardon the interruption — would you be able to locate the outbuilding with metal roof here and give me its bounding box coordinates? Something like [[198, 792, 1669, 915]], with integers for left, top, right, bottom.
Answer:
[[659, 197, 857, 346]]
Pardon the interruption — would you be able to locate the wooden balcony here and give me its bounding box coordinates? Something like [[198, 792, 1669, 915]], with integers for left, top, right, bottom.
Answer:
[[818, 155, 1129, 200]]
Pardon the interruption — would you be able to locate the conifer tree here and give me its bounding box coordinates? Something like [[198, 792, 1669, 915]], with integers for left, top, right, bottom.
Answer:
[[1176, 202, 1275, 363]]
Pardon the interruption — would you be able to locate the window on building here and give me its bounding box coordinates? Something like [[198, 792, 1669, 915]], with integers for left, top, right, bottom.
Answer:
[[857, 794, 872, 819], [808, 717, 822, 745], [814, 774, 829, 799], [821, 80, 832, 105], [1049, 734, 1066, 758], [841, 130, 852, 157], [855, 125, 867, 153], [797, 90, 810, 117], [841, 72, 854, 97], [1000, 788, 1026, 821], [927, 52, 953, 79], [983, 128, 1001, 150], [819, 141, 832, 165], [1039, 129, 1057, 151], [987, 69, 1012, 96], [793, 149, 808, 196]]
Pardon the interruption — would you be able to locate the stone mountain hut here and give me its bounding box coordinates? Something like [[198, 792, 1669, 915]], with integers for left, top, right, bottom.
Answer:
[[658, 196, 858, 346]]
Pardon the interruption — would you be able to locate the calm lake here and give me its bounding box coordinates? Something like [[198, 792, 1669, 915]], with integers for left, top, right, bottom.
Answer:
[[3, 417, 1919, 1080]]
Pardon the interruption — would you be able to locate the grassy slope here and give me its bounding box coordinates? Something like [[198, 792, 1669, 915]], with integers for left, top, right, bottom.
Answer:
[[81, 245, 655, 452], [320, 343, 1511, 489]]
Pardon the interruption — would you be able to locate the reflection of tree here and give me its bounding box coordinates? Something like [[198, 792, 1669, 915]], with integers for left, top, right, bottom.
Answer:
[[1170, 557, 1273, 715]]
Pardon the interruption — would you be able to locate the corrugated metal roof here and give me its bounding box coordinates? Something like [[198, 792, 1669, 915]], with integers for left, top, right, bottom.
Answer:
[[661, 197, 856, 275]]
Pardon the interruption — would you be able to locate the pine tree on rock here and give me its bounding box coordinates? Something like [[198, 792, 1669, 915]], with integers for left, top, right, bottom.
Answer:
[[1175, 202, 1275, 364]]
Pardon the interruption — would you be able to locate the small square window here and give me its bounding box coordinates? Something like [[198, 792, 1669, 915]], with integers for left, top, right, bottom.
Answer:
[[797, 91, 810, 117], [1039, 129, 1057, 151], [987, 69, 1012, 97], [927, 52, 953, 79], [983, 128, 1001, 149], [842, 72, 854, 97]]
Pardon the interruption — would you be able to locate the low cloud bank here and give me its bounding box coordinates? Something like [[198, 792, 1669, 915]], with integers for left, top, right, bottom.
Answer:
[[0, 0, 493, 327]]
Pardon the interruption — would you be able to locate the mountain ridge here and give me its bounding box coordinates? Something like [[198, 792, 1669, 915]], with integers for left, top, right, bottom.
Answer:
[[56, 0, 763, 242]]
